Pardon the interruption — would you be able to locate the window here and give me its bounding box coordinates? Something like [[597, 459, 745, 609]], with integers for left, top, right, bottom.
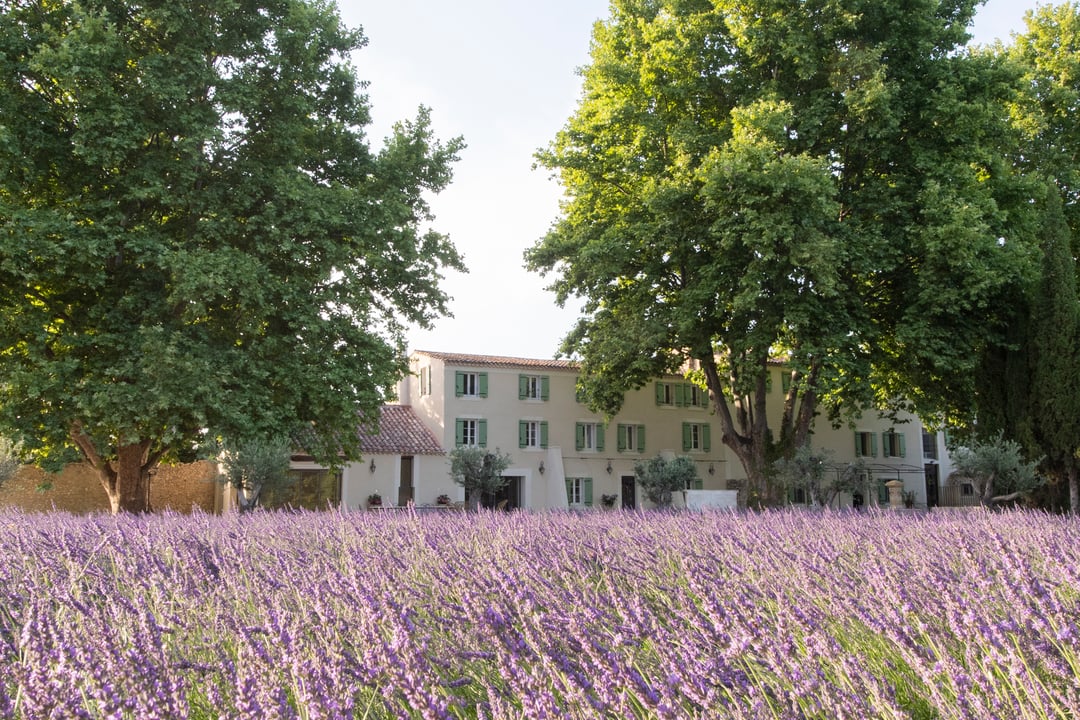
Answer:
[[882, 430, 906, 458], [419, 366, 432, 396], [575, 422, 605, 452], [855, 431, 877, 458], [565, 477, 593, 507], [617, 424, 646, 453], [686, 384, 708, 409], [789, 486, 807, 505], [657, 382, 707, 408], [518, 420, 548, 449], [455, 418, 487, 447], [519, 374, 550, 401], [655, 382, 675, 406], [262, 469, 341, 510], [922, 429, 938, 460], [682, 422, 711, 452], [455, 371, 488, 398]]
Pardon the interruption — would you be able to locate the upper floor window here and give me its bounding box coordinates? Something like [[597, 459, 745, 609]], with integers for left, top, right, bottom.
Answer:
[[618, 423, 646, 453], [576, 422, 605, 452], [455, 371, 488, 398], [656, 382, 707, 408], [455, 418, 487, 447], [882, 430, 906, 458], [854, 431, 876, 458], [922, 429, 938, 460], [419, 365, 432, 396], [656, 382, 676, 406], [682, 422, 711, 452], [518, 420, 548, 449], [518, 374, 550, 401]]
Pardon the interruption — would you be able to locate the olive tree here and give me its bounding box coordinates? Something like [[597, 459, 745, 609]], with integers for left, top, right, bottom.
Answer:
[[448, 447, 512, 512]]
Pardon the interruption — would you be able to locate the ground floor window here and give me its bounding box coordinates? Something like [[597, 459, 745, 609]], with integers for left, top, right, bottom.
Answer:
[[262, 469, 341, 510]]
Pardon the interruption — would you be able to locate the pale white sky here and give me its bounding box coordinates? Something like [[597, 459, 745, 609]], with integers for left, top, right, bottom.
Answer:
[[337, 0, 1043, 360]]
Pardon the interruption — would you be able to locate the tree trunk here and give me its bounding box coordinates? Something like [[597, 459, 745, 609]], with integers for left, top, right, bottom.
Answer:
[[70, 422, 159, 514], [467, 488, 482, 512]]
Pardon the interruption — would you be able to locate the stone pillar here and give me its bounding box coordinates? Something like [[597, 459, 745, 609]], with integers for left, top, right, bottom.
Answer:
[[885, 479, 905, 509]]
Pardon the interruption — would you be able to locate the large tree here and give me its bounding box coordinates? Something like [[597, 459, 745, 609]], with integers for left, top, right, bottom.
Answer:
[[0, 0, 464, 512], [527, 0, 1030, 505], [973, 4, 1080, 513], [1028, 189, 1080, 512]]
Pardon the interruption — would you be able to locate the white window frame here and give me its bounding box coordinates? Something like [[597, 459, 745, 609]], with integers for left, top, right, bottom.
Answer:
[[461, 372, 480, 397], [688, 422, 704, 451], [582, 422, 599, 451], [625, 424, 640, 452], [461, 418, 479, 447], [523, 420, 541, 449], [567, 477, 584, 505]]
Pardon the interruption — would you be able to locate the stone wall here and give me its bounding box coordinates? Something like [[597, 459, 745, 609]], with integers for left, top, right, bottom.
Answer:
[[0, 461, 220, 514]]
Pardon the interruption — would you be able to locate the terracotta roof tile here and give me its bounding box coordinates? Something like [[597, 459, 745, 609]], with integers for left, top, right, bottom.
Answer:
[[358, 405, 445, 456], [412, 350, 578, 371]]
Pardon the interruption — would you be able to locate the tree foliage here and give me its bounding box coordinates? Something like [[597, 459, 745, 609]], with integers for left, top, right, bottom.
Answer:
[[526, 0, 1031, 505], [633, 454, 698, 509], [215, 437, 293, 512], [949, 433, 1043, 508], [448, 447, 511, 512], [0, 0, 463, 512], [771, 443, 867, 509]]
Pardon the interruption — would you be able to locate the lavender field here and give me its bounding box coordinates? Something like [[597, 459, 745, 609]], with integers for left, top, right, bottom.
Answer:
[[0, 508, 1077, 719]]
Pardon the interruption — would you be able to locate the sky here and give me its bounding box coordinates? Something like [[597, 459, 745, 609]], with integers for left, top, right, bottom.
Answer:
[[336, 0, 1044, 361]]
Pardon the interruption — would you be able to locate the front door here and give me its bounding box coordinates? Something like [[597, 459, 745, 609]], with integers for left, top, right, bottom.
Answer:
[[398, 456, 414, 507], [485, 476, 522, 510], [924, 464, 940, 508], [621, 475, 636, 510]]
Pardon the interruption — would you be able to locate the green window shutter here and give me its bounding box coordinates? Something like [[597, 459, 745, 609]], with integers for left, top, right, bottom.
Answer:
[[638, 425, 646, 453], [565, 479, 574, 505], [782, 373, 792, 394], [518, 421, 527, 448], [854, 431, 862, 457], [583, 478, 593, 507], [899, 434, 906, 458], [518, 375, 527, 400], [455, 372, 465, 397], [575, 423, 585, 451], [478, 420, 488, 447], [478, 373, 488, 398], [682, 423, 692, 452], [877, 480, 889, 505], [455, 419, 464, 446], [675, 384, 686, 407], [693, 477, 704, 490], [596, 425, 605, 451], [540, 421, 549, 449], [870, 432, 877, 458], [882, 432, 891, 458], [541, 376, 550, 401], [575, 384, 585, 403], [702, 424, 711, 452], [617, 425, 627, 452], [655, 382, 665, 405]]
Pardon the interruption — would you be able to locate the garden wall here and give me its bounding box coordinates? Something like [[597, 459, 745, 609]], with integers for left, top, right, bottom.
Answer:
[[0, 461, 220, 514]]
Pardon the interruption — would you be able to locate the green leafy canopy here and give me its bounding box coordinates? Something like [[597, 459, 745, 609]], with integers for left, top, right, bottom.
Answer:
[[0, 0, 464, 507]]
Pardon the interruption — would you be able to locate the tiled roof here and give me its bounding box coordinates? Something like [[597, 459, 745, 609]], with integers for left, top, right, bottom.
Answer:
[[358, 405, 445, 456], [413, 350, 578, 371]]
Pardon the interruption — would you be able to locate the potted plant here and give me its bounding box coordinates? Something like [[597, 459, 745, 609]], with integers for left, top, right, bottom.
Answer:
[[367, 492, 383, 508], [601, 493, 618, 509], [436, 494, 452, 506], [902, 490, 917, 509]]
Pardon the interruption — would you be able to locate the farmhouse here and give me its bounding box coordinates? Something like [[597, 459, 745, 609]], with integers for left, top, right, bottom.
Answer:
[[252, 350, 959, 512]]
